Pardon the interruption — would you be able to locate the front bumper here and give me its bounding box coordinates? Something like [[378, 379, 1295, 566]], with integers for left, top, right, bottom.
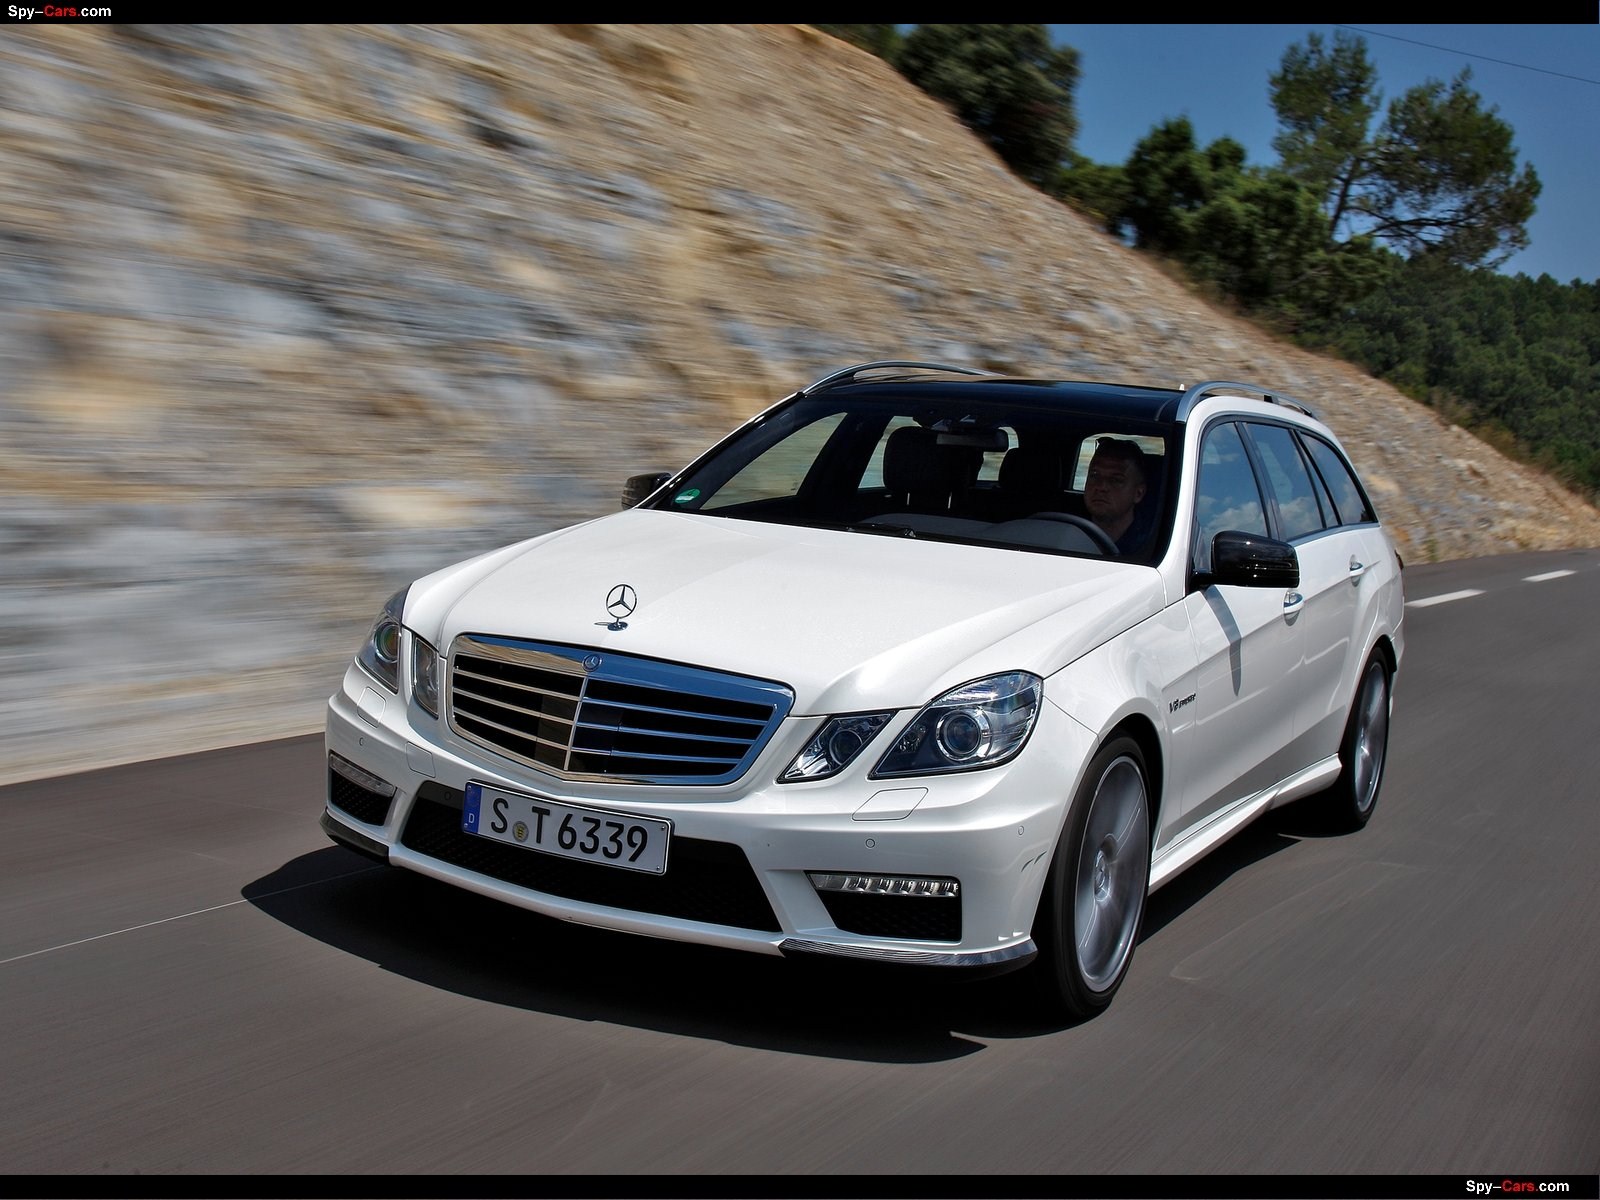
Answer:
[[323, 658, 1094, 971]]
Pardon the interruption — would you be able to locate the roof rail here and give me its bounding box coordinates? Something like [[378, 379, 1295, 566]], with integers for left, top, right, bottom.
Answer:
[[1175, 380, 1316, 422], [802, 360, 999, 394]]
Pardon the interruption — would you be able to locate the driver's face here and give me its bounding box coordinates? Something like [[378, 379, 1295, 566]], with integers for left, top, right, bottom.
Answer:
[[1084, 454, 1145, 523]]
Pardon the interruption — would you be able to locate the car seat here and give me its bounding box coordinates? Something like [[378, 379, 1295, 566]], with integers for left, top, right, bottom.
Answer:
[[883, 426, 980, 515]]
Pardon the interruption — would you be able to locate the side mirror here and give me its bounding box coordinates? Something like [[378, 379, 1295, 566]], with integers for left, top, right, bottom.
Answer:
[[1207, 530, 1300, 589], [620, 471, 672, 510]]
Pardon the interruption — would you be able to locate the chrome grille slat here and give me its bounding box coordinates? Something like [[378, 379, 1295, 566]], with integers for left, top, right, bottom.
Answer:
[[447, 636, 793, 786], [576, 696, 769, 728], [454, 688, 578, 730], [456, 711, 573, 755], [565, 746, 746, 766], [452, 669, 583, 706], [572, 720, 749, 746]]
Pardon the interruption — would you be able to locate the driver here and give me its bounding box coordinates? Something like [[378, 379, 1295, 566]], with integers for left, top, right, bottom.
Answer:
[[1083, 438, 1150, 555]]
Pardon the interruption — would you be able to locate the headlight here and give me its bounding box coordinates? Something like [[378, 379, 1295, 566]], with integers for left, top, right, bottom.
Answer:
[[355, 587, 408, 693], [778, 712, 893, 782], [411, 635, 441, 717], [873, 671, 1042, 777]]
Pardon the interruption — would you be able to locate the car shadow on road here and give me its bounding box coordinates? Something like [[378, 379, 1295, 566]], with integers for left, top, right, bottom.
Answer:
[[245, 847, 1007, 1063], [245, 803, 1331, 1061]]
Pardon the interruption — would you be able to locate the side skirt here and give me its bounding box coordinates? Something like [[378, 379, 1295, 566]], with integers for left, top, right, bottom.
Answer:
[[1149, 755, 1340, 892]]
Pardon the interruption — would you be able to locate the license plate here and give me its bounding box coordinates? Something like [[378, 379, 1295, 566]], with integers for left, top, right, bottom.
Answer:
[[462, 782, 671, 875]]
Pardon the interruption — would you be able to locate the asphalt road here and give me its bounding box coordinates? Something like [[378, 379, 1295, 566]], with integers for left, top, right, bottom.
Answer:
[[2, 548, 1597, 1177]]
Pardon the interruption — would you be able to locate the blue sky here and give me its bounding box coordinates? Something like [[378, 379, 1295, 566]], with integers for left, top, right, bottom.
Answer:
[[1048, 23, 1600, 284]]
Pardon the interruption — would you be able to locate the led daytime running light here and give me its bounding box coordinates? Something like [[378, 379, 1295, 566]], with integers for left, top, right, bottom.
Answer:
[[808, 872, 960, 898]]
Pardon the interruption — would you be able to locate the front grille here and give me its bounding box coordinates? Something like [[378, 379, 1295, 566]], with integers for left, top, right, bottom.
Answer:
[[400, 784, 782, 932], [817, 891, 963, 943], [448, 636, 792, 785]]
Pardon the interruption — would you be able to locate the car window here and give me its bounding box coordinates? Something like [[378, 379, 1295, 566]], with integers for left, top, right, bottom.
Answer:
[[858, 414, 921, 490], [1193, 421, 1269, 575], [1301, 435, 1340, 528], [858, 420, 1015, 490], [975, 426, 1018, 483], [701, 412, 846, 510], [1246, 422, 1328, 541], [1302, 435, 1376, 526], [655, 393, 1178, 562], [1070, 433, 1167, 490]]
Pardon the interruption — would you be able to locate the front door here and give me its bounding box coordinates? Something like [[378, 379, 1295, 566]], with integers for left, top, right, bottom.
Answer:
[[1179, 421, 1303, 828]]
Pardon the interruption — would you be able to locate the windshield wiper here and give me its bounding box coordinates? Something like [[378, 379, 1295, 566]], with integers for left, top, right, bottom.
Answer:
[[845, 521, 918, 538]]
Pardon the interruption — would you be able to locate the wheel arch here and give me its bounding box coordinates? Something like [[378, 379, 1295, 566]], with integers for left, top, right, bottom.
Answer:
[[1027, 713, 1160, 1019], [1102, 713, 1163, 845], [1370, 633, 1397, 679]]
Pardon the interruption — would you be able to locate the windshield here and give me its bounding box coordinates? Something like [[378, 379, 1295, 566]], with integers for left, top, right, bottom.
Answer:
[[647, 392, 1179, 564]]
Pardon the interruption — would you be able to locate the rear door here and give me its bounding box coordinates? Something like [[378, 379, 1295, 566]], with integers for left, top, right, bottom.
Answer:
[[1299, 431, 1393, 756]]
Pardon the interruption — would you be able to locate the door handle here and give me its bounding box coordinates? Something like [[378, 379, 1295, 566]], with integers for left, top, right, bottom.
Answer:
[[1348, 557, 1367, 583], [1283, 591, 1305, 618]]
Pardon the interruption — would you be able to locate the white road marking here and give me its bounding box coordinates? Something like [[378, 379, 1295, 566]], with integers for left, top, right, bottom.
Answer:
[[1405, 589, 1485, 609], [0, 899, 251, 966], [1524, 570, 1576, 583], [0, 863, 381, 966]]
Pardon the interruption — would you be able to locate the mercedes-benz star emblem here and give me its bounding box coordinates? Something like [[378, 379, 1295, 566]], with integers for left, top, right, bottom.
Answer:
[[600, 583, 637, 630], [582, 654, 602, 673]]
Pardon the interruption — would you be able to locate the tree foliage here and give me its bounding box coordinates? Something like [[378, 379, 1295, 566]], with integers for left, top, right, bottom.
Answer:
[[852, 24, 1593, 495], [812, 24, 901, 60], [1271, 31, 1541, 268], [1119, 120, 1251, 257], [1301, 260, 1600, 491], [1269, 31, 1381, 232], [1054, 150, 1129, 233], [1107, 118, 1389, 315], [896, 24, 1080, 188]]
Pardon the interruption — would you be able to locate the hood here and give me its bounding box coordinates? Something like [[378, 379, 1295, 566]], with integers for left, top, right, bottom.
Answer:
[[406, 509, 1165, 714]]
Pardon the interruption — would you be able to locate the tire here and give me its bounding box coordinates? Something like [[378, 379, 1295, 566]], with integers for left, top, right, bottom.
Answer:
[[1323, 656, 1391, 831], [1031, 736, 1151, 1020]]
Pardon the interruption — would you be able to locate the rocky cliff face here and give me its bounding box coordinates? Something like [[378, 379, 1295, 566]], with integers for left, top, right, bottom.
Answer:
[[3, 24, 1597, 785]]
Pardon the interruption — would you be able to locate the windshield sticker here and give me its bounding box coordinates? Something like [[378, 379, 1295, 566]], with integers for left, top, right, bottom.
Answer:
[[674, 489, 700, 504]]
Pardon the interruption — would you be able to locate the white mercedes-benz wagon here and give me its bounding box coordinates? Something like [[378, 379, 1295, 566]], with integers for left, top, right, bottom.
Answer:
[[323, 362, 1405, 1017]]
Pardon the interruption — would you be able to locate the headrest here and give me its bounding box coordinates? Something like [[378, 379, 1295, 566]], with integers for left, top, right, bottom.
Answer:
[[884, 426, 974, 496], [999, 446, 1062, 497]]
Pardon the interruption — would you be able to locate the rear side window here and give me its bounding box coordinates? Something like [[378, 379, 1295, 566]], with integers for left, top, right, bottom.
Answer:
[[1246, 423, 1327, 541], [1302, 435, 1375, 526]]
